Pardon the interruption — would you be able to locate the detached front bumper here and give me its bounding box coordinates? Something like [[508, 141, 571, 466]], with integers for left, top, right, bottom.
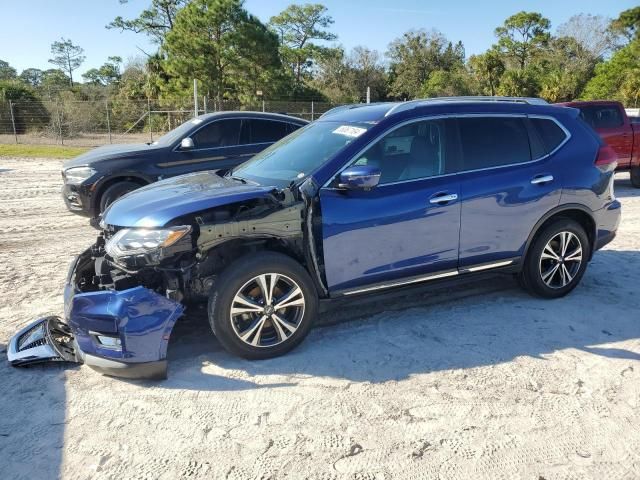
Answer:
[[64, 249, 185, 379], [8, 248, 185, 379]]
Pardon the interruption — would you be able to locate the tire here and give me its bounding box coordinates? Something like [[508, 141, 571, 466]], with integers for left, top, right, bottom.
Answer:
[[519, 218, 591, 299], [99, 181, 142, 213], [631, 167, 640, 188], [208, 251, 318, 359]]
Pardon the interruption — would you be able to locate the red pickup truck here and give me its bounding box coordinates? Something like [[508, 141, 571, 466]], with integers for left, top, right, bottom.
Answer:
[[556, 100, 640, 187]]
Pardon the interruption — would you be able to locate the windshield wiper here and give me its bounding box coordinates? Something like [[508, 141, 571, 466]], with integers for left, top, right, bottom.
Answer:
[[230, 175, 247, 184]]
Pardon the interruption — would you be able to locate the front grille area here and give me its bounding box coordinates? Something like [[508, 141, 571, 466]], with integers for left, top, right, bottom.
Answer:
[[17, 323, 47, 352]]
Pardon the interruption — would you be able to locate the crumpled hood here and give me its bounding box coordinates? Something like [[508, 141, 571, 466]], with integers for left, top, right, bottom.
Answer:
[[102, 171, 277, 227], [63, 143, 160, 168]]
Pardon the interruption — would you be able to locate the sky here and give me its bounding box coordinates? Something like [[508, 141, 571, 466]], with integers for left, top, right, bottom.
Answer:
[[0, 0, 636, 78]]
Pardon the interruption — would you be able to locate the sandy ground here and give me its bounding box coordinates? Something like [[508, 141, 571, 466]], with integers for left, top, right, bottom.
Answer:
[[0, 157, 639, 480]]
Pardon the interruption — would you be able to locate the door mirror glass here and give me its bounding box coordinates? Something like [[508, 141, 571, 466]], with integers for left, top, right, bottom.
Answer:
[[181, 137, 195, 150], [338, 165, 381, 190]]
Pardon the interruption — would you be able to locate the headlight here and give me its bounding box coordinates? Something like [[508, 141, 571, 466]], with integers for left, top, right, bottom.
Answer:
[[105, 226, 191, 260], [63, 166, 96, 184]]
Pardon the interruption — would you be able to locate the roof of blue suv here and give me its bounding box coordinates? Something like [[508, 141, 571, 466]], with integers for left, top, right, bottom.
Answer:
[[319, 97, 576, 124]]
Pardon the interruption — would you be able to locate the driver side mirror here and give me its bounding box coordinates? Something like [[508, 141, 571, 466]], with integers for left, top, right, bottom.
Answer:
[[338, 165, 381, 190], [180, 137, 195, 150]]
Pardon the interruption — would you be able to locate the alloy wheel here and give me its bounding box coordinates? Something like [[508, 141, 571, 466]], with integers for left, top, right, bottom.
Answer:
[[538, 231, 583, 289], [230, 273, 306, 348]]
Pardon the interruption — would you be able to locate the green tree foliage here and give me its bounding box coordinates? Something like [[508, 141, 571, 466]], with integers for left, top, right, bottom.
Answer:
[[48, 38, 85, 86], [0, 60, 17, 80], [421, 69, 474, 97], [537, 37, 596, 102], [386, 30, 465, 99], [162, 0, 281, 104], [0, 81, 49, 133], [495, 11, 550, 70], [312, 46, 387, 103], [19, 68, 44, 87], [107, 0, 187, 45], [582, 39, 640, 105], [40, 69, 72, 97], [269, 3, 336, 93], [82, 57, 123, 86], [610, 6, 640, 42], [468, 49, 505, 95]]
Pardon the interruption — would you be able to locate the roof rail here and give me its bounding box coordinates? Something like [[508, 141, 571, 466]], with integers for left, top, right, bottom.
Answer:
[[319, 102, 393, 119], [384, 96, 549, 117]]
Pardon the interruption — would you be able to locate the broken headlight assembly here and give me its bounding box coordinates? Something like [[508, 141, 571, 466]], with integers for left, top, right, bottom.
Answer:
[[63, 166, 96, 184], [105, 226, 192, 267]]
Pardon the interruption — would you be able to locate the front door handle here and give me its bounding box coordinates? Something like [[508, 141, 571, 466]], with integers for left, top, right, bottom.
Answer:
[[429, 193, 458, 204], [531, 174, 554, 185]]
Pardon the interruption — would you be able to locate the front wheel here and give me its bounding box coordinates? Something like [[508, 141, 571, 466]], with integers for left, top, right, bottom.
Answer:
[[99, 181, 142, 213], [631, 167, 640, 188], [208, 252, 318, 359], [519, 219, 591, 299]]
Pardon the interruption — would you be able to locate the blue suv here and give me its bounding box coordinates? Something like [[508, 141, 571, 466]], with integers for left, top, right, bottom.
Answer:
[[8, 97, 621, 379]]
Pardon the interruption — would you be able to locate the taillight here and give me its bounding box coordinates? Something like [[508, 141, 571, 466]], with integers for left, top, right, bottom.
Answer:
[[595, 145, 618, 170]]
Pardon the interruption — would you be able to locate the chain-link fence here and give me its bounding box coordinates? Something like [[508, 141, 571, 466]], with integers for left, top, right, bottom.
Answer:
[[0, 98, 337, 147]]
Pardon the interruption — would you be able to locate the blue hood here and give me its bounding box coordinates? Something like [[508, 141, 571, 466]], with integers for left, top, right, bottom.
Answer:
[[102, 171, 276, 227]]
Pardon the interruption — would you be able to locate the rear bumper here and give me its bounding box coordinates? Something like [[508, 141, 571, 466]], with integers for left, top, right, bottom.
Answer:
[[62, 248, 185, 379], [594, 199, 621, 252]]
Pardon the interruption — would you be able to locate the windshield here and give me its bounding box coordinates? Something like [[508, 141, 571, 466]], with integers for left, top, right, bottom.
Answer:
[[231, 121, 371, 187], [152, 117, 206, 146]]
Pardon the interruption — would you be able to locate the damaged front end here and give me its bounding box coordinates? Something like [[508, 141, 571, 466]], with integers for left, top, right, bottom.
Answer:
[[8, 177, 321, 380]]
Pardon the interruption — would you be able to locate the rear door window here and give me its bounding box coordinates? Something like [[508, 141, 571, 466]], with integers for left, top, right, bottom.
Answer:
[[192, 119, 241, 149], [246, 119, 291, 144], [458, 117, 531, 171], [579, 106, 624, 129]]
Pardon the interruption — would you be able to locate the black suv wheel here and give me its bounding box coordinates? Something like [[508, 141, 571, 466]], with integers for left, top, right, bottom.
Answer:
[[519, 219, 591, 298], [99, 181, 142, 213], [208, 252, 318, 359]]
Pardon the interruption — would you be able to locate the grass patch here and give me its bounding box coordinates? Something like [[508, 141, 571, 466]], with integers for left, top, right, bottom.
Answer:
[[0, 144, 89, 159]]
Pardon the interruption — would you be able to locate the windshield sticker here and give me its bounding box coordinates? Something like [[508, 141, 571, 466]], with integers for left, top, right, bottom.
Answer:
[[332, 125, 366, 138], [191, 118, 204, 125]]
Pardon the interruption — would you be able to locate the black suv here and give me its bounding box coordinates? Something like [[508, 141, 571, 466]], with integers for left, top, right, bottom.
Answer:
[[61, 111, 307, 222]]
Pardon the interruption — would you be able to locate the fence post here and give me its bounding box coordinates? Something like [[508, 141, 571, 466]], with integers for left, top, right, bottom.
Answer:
[[262, 99, 265, 113], [193, 79, 198, 117], [147, 97, 153, 142], [56, 102, 64, 145], [105, 100, 112, 144], [311, 101, 314, 121], [203, 96, 208, 114], [9, 100, 18, 144]]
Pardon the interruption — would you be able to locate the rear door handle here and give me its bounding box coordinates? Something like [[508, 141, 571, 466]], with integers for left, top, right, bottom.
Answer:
[[429, 193, 458, 204], [531, 174, 554, 185]]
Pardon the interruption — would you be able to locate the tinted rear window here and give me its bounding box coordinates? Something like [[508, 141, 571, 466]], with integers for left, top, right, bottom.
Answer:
[[529, 118, 568, 156], [579, 106, 624, 129], [248, 119, 291, 144], [458, 117, 531, 171]]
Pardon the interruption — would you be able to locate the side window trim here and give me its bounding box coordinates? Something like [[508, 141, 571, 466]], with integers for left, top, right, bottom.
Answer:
[[322, 113, 572, 189]]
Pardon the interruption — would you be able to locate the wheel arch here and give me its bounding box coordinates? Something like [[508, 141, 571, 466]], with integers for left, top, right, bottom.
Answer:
[[92, 174, 152, 213], [523, 204, 597, 264]]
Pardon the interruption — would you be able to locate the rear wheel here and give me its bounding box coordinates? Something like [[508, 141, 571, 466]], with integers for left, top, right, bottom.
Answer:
[[99, 181, 142, 213], [519, 219, 591, 298], [631, 167, 640, 188], [208, 252, 318, 359]]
